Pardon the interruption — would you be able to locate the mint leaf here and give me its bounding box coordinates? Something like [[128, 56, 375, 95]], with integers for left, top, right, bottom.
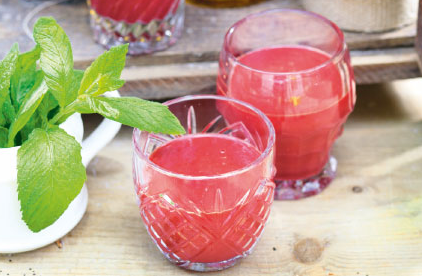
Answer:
[[0, 43, 19, 109], [75, 96, 185, 134], [39, 68, 81, 123], [39, 91, 59, 121], [17, 127, 86, 232], [74, 69, 85, 85], [78, 45, 127, 96], [0, 112, 5, 127], [74, 95, 119, 118], [8, 76, 49, 147], [0, 127, 8, 147], [33, 17, 76, 107], [17, 90, 58, 145], [19, 114, 43, 145], [2, 96, 16, 126], [10, 46, 41, 108]]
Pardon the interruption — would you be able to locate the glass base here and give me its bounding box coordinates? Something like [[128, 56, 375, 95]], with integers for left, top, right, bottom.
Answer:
[[175, 254, 241, 272], [274, 156, 337, 200], [88, 4, 184, 55], [166, 243, 256, 272]]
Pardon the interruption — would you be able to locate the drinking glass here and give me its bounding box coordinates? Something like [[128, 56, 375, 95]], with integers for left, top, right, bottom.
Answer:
[[132, 95, 275, 271], [87, 0, 185, 55], [217, 9, 356, 200]]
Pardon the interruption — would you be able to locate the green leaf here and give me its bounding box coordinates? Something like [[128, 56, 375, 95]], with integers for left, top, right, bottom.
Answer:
[[17, 127, 86, 232], [0, 112, 5, 127], [33, 17, 76, 107], [8, 76, 49, 147], [19, 113, 45, 145], [72, 69, 85, 97], [18, 90, 58, 145], [19, 118, 35, 145], [2, 96, 16, 126], [0, 43, 19, 108], [74, 69, 84, 85], [0, 127, 8, 148], [75, 96, 185, 134], [39, 91, 59, 120], [10, 46, 41, 108], [78, 44, 127, 96]]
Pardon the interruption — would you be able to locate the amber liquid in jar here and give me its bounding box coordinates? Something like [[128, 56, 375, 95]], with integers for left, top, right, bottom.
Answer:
[[186, 0, 266, 8]]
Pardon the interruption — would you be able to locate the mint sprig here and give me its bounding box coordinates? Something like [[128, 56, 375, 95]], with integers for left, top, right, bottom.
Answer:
[[0, 16, 185, 232]]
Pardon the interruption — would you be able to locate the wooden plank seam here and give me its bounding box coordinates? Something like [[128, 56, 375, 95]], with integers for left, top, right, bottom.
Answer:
[[416, 0, 422, 70]]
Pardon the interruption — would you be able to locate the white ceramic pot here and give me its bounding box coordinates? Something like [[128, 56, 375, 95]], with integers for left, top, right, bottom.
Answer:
[[0, 91, 122, 254], [301, 0, 418, 32]]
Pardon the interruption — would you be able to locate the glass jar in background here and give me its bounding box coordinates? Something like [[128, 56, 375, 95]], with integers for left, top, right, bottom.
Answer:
[[88, 0, 185, 55], [187, 0, 266, 8], [217, 9, 356, 200]]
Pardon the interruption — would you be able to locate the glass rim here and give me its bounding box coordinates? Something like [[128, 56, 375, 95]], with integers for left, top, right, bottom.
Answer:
[[223, 8, 347, 76], [133, 94, 276, 181]]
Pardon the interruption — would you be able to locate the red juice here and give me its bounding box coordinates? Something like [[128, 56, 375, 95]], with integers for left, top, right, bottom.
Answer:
[[217, 45, 355, 180], [136, 134, 274, 263], [90, 0, 180, 24]]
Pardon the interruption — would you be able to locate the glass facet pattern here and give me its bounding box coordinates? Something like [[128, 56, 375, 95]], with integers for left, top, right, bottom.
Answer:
[[88, 0, 184, 55], [132, 95, 275, 271]]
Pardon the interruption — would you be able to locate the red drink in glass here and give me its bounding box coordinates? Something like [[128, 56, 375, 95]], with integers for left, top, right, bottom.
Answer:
[[88, 0, 184, 55], [144, 134, 266, 263], [149, 134, 261, 176], [132, 95, 276, 271], [217, 10, 356, 199], [89, 0, 180, 23]]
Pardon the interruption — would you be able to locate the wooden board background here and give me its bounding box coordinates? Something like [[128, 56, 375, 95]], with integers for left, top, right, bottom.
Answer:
[[0, 0, 421, 100], [0, 0, 417, 62], [1, 79, 422, 275]]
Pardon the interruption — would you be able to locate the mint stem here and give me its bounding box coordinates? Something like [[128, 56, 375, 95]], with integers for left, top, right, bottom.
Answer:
[[50, 101, 77, 125]]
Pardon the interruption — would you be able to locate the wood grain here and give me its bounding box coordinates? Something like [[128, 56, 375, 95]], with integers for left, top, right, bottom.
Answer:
[[0, 0, 419, 98], [352, 48, 421, 84], [0, 0, 417, 65], [416, 0, 422, 70], [118, 48, 421, 100], [2, 79, 422, 275]]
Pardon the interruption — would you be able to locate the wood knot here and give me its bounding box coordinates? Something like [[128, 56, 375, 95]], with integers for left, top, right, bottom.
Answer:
[[352, 186, 363, 193], [293, 238, 323, 264]]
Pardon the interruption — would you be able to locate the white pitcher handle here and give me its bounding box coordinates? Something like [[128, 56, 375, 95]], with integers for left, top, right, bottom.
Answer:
[[81, 90, 122, 166]]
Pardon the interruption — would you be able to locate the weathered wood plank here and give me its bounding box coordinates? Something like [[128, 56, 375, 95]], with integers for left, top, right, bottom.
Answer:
[[0, 0, 417, 67], [2, 79, 422, 275], [352, 48, 421, 84], [118, 48, 421, 100], [1, 0, 418, 97]]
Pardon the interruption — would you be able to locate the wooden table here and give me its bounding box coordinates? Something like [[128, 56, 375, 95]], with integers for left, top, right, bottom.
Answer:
[[1, 0, 421, 100], [2, 1, 422, 274], [1, 79, 422, 275]]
